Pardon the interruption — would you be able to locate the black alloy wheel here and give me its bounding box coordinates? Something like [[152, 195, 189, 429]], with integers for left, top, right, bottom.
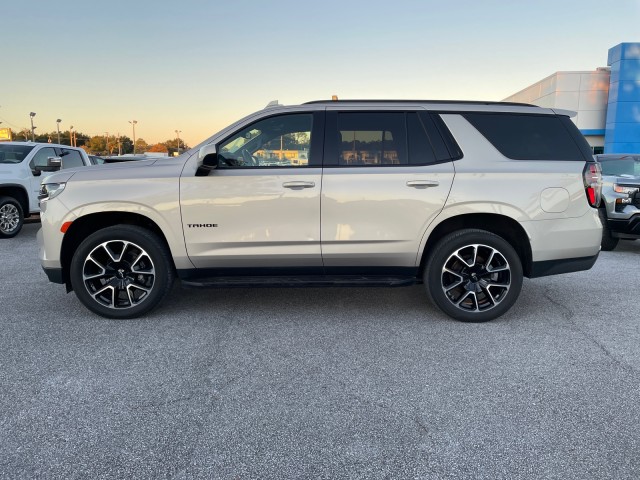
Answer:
[[70, 225, 175, 319], [424, 229, 523, 322]]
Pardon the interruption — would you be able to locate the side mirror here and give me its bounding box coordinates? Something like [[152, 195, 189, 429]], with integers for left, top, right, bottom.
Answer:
[[198, 144, 218, 169]]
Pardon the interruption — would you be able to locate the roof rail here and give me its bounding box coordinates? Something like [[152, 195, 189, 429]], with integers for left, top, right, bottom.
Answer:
[[303, 99, 536, 107]]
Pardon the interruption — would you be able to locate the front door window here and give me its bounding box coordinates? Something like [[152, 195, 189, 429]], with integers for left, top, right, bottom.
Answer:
[[218, 114, 312, 168]]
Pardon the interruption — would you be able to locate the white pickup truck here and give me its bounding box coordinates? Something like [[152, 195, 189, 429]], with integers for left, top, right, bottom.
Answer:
[[0, 142, 92, 237]]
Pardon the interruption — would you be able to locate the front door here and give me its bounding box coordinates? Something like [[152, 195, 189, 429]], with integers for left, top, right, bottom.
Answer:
[[180, 112, 324, 273]]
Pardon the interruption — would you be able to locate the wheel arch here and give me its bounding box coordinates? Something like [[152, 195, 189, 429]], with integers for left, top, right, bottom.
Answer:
[[0, 184, 30, 217], [60, 211, 176, 289], [419, 213, 533, 277]]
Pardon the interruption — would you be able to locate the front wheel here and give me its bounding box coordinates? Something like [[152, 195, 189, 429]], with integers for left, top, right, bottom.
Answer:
[[0, 196, 24, 238], [70, 225, 175, 319], [424, 229, 523, 323]]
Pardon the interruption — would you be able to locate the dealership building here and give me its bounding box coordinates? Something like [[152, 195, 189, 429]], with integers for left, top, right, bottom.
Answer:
[[504, 42, 640, 154]]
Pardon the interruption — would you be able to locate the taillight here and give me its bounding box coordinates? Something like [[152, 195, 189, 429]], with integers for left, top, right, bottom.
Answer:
[[583, 162, 602, 208]]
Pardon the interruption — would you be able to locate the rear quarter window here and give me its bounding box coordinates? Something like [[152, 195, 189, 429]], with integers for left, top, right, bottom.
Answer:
[[463, 113, 590, 161]]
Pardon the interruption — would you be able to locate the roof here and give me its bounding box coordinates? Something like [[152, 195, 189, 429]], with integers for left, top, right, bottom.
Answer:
[[0, 141, 79, 149]]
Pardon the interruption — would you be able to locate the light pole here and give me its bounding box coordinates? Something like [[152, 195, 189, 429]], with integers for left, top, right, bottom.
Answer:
[[69, 125, 74, 146], [105, 132, 109, 155], [129, 120, 137, 154], [29, 112, 36, 141], [175, 129, 182, 155], [56, 119, 62, 144]]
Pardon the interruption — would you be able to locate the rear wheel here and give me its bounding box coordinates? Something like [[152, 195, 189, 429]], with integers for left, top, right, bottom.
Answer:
[[69, 225, 175, 319], [424, 229, 523, 322], [598, 208, 619, 251], [0, 196, 24, 238]]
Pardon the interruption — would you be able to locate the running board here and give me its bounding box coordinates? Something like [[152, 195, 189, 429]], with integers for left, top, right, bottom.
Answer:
[[181, 275, 417, 289]]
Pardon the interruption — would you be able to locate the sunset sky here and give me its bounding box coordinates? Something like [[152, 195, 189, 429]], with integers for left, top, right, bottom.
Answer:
[[2, 0, 639, 147]]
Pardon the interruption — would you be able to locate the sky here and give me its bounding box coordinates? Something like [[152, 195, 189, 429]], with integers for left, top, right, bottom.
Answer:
[[2, 0, 639, 148]]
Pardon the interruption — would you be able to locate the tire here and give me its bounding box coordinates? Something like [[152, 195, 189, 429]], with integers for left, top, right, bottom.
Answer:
[[598, 208, 619, 251], [0, 196, 24, 238], [69, 225, 175, 319], [424, 229, 523, 323]]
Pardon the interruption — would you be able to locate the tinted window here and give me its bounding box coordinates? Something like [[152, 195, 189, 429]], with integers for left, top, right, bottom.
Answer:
[[60, 149, 85, 168], [415, 112, 456, 163], [336, 112, 407, 166], [464, 113, 588, 161], [407, 113, 437, 165], [218, 114, 312, 168], [429, 113, 463, 160]]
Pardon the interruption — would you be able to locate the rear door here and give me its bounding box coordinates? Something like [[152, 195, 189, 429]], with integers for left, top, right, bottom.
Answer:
[[320, 109, 456, 274]]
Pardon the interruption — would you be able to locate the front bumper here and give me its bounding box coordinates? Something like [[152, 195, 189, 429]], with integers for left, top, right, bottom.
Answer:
[[608, 214, 640, 239], [42, 266, 64, 284]]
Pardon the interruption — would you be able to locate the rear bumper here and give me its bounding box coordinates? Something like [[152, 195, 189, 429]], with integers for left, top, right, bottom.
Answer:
[[529, 253, 599, 278]]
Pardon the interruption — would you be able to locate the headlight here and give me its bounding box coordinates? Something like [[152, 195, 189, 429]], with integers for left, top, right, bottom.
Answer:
[[613, 184, 639, 195], [38, 182, 66, 201]]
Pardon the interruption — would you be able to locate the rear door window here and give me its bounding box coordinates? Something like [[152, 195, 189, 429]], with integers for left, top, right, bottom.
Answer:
[[335, 112, 407, 166]]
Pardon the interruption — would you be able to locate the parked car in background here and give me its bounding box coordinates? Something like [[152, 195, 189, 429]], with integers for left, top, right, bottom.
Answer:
[[0, 142, 91, 238], [38, 99, 602, 323], [88, 155, 105, 165], [595, 154, 640, 250], [102, 155, 166, 163]]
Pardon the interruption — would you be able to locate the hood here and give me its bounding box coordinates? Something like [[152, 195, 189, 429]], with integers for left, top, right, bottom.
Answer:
[[72, 157, 187, 184], [93, 158, 159, 170], [613, 174, 640, 185], [40, 159, 159, 185]]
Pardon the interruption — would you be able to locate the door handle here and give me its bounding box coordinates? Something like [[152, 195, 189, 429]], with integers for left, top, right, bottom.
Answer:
[[406, 180, 439, 188], [283, 181, 315, 189]]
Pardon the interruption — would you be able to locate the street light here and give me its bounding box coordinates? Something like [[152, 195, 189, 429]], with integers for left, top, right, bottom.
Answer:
[[175, 129, 182, 155], [56, 119, 62, 144], [69, 125, 74, 146], [129, 120, 137, 154], [29, 112, 36, 142]]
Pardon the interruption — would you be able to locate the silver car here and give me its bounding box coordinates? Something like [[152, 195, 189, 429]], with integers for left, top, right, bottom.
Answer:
[[595, 154, 640, 250], [37, 99, 603, 322]]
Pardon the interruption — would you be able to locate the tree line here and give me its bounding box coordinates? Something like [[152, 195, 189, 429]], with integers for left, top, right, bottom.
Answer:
[[6, 128, 189, 156]]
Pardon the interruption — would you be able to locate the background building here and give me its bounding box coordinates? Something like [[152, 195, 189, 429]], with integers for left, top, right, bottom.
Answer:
[[504, 42, 640, 154]]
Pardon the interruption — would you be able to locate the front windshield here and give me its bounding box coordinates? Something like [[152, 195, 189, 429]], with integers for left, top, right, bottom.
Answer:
[[0, 145, 35, 164], [598, 155, 640, 177]]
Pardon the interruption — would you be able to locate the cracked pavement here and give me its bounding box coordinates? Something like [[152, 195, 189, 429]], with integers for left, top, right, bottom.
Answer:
[[1, 223, 640, 479]]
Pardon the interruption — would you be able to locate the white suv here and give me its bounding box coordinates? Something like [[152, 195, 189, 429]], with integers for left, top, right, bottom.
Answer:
[[37, 100, 603, 322], [0, 142, 91, 237]]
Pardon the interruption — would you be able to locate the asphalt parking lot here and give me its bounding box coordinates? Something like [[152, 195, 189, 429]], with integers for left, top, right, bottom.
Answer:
[[1, 223, 639, 479]]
